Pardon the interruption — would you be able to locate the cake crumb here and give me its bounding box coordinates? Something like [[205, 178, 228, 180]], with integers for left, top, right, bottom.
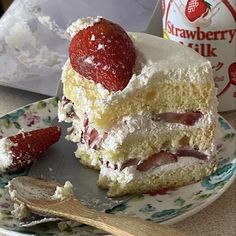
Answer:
[[11, 203, 30, 220], [51, 181, 74, 201], [58, 220, 82, 231]]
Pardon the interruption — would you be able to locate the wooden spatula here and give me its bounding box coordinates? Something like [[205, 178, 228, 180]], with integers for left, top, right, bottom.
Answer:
[[8, 176, 188, 236]]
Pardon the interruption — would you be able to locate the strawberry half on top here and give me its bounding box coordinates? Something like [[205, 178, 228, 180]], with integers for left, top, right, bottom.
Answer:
[[0, 126, 61, 172], [69, 17, 136, 92]]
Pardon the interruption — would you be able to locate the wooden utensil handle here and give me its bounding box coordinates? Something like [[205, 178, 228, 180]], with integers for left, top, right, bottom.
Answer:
[[36, 198, 188, 236]]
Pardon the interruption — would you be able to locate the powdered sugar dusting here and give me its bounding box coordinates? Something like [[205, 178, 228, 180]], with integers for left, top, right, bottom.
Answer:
[[91, 35, 96, 41], [97, 43, 105, 50], [67, 16, 102, 37], [103, 65, 109, 71], [84, 56, 95, 65]]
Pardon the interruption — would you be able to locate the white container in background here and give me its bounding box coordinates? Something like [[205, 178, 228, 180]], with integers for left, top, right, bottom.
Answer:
[[162, 0, 236, 111]]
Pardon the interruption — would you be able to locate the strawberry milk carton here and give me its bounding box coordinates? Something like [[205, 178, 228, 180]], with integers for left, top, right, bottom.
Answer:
[[162, 0, 236, 111]]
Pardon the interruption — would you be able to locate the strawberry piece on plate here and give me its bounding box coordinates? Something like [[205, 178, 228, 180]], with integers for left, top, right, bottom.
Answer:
[[69, 18, 136, 92], [185, 0, 211, 22], [0, 126, 61, 172]]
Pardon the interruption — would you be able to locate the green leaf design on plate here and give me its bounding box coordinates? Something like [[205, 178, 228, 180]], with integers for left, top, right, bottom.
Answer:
[[150, 209, 179, 222], [0, 118, 12, 129], [139, 204, 156, 213], [218, 157, 230, 167], [23, 105, 31, 110], [195, 193, 212, 201], [43, 116, 53, 125], [106, 202, 128, 213], [156, 199, 163, 203], [0, 181, 8, 188], [6, 109, 25, 121], [223, 133, 235, 142], [218, 117, 231, 130], [37, 101, 47, 109], [201, 163, 236, 190], [129, 194, 144, 201], [233, 150, 236, 158], [174, 197, 185, 207], [182, 204, 193, 210], [13, 122, 21, 129], [195, 190, 203, 195], [50, 97, 59, 107]]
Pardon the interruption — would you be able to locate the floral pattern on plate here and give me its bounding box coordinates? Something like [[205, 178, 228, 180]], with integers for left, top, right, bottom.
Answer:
[[0, 97, 235, 235]]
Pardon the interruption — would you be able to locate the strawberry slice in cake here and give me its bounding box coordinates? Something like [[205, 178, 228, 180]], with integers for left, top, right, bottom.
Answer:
[[58, 17, 218, 197]]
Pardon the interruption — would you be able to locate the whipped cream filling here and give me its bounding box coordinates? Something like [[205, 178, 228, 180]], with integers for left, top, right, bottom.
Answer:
[[58, 100, 75, 123], [59, 98, 216, 153], [102, 110, 216, 151], [102, 140, 216, 168], [0, 137, 13, 172], [99, 155, 214, 185]]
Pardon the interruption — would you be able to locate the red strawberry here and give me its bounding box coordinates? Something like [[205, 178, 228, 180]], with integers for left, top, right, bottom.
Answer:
[[151, 111, 203, 126], [120, 158, 139, 171], [176, 149, 208, 160], [136, 151, 177, 172], [82, 116, 107, 150], [0, 126, 61, 172], [217, 62, 236, 97], [228, 62, 236, 85], [69, 18, 136, 92], [185, 0, 211, 22]]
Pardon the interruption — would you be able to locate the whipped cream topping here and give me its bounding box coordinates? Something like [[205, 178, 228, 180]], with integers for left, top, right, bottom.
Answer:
[[67, 16, 101, 37], [0, 137, 13, 172]]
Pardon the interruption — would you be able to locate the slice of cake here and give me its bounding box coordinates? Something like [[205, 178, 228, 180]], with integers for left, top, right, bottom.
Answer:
[[58, 17, 218, 197]]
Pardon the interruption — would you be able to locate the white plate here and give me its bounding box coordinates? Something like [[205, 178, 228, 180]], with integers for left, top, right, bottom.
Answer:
[[0, 97, 235, 235]]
